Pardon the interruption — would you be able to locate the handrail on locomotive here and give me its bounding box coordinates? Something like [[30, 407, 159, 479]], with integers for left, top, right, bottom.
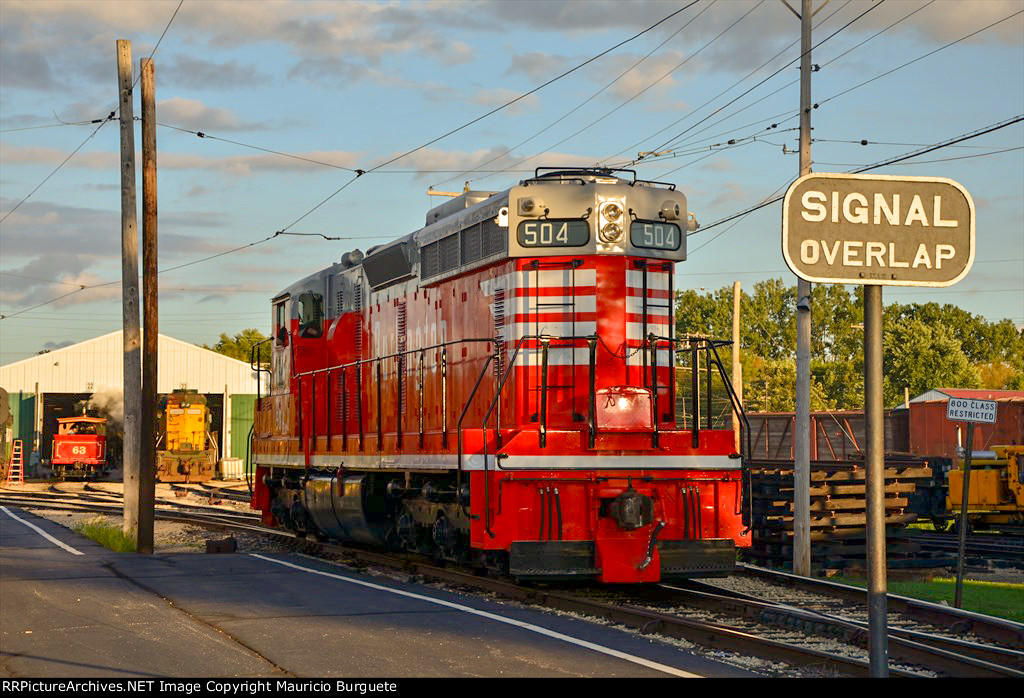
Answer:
[[273, 325, 752, 533]]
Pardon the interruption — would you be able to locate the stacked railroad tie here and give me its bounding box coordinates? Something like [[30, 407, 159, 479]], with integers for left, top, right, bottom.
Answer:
[[744, 459, 953, 574]]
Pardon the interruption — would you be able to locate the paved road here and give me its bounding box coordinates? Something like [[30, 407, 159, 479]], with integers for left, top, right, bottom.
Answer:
[[0, 507, 756, 678]]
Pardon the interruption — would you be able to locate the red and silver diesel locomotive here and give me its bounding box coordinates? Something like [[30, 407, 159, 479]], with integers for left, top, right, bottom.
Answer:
[[252, 168, 750, 583]]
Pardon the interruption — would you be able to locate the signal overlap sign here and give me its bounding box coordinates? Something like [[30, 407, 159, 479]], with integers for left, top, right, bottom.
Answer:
[[782, 173, 975, 287]]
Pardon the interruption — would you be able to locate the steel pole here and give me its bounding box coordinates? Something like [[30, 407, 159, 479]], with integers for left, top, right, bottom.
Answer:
[[732, 281, 742, 453], [954, 425, 975, 608], [864, 284, 888, 677]]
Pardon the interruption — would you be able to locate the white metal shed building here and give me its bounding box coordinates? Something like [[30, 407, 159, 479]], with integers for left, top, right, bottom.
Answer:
[[1, 330, 260, 473]]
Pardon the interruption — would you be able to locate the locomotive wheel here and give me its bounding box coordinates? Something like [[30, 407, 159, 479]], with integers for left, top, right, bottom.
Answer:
[[931, 516, 950, 532]]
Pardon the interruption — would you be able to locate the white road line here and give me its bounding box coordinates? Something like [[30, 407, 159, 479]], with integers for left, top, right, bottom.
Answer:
[[250, 553, 701, 678], [1, 505, 85, 555]]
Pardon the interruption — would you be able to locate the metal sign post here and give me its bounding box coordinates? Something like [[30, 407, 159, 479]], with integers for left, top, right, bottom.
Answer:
[[782, 171, 975, 679], [863, 284, 886, 675], [947, 398, 998, 608]]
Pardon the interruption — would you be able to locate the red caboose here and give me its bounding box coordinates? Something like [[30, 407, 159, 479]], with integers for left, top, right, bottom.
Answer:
[[51, 416, 108, 480], [252, 168, 751, 583]]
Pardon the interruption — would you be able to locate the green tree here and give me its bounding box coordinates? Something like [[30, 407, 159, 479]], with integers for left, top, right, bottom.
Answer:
[[743, 279, 796, 360], [204, 328, 270, 365], [675, 277, 1020, 411], [811, 284, 861, 363], [882, 316, 980, 406], [744, 356, 834, 412]]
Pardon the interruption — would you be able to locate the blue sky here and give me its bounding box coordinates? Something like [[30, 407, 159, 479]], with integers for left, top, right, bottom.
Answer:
[[1, 0, 1022, 365]]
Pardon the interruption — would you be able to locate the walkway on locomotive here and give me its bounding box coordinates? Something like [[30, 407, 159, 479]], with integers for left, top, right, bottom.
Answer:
[[254, 169, 745, 471]]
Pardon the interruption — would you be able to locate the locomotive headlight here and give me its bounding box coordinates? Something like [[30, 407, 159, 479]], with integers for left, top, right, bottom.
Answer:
[[601, 201, 623, 222], [599, 222, 623, 243]]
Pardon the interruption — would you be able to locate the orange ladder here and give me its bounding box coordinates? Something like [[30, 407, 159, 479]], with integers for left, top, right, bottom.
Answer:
[[3, 440, 24, 485]]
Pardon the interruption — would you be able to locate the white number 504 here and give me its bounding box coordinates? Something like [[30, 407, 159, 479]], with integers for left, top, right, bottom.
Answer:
[[523, 222, 569, 245]]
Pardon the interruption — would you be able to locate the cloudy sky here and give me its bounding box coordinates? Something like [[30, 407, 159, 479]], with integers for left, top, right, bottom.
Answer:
[[1, 0, 1022, 364]]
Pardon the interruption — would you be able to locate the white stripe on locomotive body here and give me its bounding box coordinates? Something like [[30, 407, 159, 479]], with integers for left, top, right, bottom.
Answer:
[[481, 270, 597, 348], [624, 267, 673, 364], [476, 263, 680, 369], [516, 268, 597, 289], [511, 295, 598, 315], [624, 299, 671, 318], [513, 346, 593, 367], [625, 268, 671, 291], [255, 452, 738, 471]]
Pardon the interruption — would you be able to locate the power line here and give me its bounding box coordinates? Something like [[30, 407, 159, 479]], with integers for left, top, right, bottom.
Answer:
[[157, 122, 362, 172], [647, 2, 1024, 180], [0, 118, 104, 134], [693, 114, 1024, 235], [630, 0, 936, 168], [645, 0, 884, 159], [817, 7, 1024, 111], [366, 3, 698, 176], [609, 0, 857, 166], [813, 145, 1024, 168], [0, 0, 184, 227], [0, 117, 114, 226], [452, 0, 731, 187], [280, 4, 702, 228]]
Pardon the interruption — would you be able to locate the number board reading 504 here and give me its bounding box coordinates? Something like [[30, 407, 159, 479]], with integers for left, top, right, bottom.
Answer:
[[630, 221, 681, 251], [517, 219, 590, 247]]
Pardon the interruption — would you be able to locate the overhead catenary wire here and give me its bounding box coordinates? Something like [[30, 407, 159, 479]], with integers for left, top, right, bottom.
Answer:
[[432, 0, 712, 189]]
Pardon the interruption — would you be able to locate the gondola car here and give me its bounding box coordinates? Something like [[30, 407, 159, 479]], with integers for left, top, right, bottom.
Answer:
[[252, 167, 751, 583]]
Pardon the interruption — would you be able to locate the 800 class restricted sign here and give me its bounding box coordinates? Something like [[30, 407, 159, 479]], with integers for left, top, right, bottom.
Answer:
[[782, 173, 975, 287]]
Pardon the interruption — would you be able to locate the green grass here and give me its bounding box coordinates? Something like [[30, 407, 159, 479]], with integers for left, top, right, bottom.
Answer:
[[831, 575, 1024, 623], [73, 517, 137, 553]]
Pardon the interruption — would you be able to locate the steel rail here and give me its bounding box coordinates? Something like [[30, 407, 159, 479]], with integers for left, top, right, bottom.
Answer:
[[737, 563, 1024, 650], [5, 493, 1017, 677], [295, 541, 920, 678], [0, 492, 259, 526], [657, 582, 1024, 677]]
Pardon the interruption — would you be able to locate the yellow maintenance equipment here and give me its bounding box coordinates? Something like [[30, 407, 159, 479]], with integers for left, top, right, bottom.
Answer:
[[946, 445, 1024, 526]]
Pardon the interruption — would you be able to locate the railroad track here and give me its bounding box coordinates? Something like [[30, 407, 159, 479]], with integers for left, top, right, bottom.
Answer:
[[646, 579, 1024, 677], [912, 531, 1024, 563], [3, 490, 1021, 677], [0, 486, 260, 529]]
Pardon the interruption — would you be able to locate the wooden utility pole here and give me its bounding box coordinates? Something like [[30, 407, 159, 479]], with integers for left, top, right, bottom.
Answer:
[[783, 0, 814, 579], [139, 56, 158, 553], [732, 281, 743, 453], [117, 39, 143, 544]]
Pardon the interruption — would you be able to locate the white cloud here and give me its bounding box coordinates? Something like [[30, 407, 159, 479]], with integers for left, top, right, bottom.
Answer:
[[157, 97, 270, 131], [470, 89, 539, 115]]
